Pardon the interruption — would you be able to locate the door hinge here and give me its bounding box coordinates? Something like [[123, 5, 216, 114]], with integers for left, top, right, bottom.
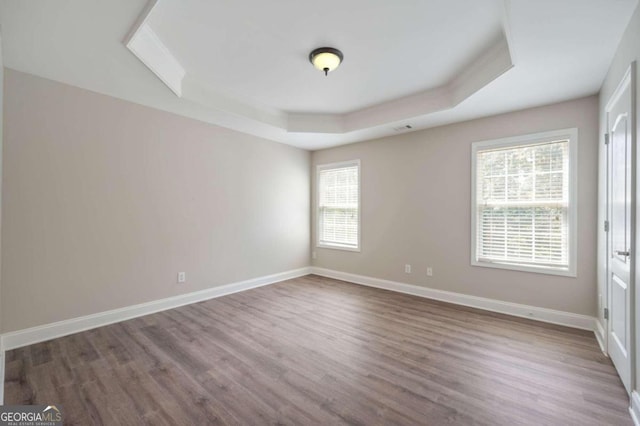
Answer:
[[605, 133, 610, 145], [604, 308, 609, 320], [604, 220, 610, 232]]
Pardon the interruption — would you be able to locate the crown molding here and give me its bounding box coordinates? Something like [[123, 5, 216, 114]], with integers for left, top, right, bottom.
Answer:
[[126, 22, 185, 97]]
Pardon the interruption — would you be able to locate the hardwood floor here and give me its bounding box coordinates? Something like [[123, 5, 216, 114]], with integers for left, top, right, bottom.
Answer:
[[3, 275, 632, 425]]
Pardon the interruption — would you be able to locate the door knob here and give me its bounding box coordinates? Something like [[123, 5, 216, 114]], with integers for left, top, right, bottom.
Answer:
[[616, 250, 630, 256]]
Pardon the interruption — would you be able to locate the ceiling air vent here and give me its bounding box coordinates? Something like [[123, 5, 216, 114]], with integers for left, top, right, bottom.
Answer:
[[393, 125, 413, 132]]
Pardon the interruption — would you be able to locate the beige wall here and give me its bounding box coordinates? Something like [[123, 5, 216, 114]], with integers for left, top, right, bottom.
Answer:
[[0, 36, 3, 335], [1, 69, 310, 333], [598, 3, 640, 391], [312, 95, 598, 316]]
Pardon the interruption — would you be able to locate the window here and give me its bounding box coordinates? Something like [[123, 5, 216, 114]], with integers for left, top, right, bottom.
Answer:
[[317, 160, 360, 251], [471, 129, 577, 276]]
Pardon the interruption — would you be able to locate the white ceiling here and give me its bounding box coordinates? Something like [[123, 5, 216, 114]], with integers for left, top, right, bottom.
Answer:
[[148, 0, 504, 114], [0, 0, 637, 150]]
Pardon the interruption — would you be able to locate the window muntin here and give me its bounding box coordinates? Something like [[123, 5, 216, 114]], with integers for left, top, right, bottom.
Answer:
[[317, 161, 360, 251], [472, 130, 577, 276]]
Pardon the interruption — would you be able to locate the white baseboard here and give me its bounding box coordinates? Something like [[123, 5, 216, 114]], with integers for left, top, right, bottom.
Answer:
[[631, 391, 640, 426], [0, 267, 311, 352], [310, 267, 597, 331], [594, 319, 607, 354]]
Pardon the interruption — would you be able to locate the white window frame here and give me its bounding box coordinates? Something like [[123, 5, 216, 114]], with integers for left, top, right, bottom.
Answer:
[[471, 128, 578, 277], [316, 159, 361, 252]]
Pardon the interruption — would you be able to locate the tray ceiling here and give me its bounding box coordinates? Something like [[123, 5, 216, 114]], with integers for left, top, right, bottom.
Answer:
[[0, 0, 637, 149]]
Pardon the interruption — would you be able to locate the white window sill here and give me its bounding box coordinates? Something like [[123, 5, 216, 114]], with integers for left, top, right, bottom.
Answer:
[[471, 259, 576, 277], [317, 242, 361, 252]]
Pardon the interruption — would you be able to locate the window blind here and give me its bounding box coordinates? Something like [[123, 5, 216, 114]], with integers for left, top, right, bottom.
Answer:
[[318, 163, 359, 249], [476, 140, 569, 268]]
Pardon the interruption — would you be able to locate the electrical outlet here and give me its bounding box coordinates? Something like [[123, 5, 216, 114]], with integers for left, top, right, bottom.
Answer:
[[405, 264, 411, 274], [178, 272, 186, 283], [427, 267, 433, 277]]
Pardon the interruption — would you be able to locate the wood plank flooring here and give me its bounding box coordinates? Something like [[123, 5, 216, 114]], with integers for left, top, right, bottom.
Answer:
[[3, 275, 632, 425]]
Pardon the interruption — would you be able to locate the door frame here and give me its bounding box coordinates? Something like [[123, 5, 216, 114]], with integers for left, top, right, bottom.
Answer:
[[604, 61, 637, 394]]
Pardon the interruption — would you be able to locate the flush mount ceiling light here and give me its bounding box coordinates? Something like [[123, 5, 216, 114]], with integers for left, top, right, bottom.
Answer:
[[309, 47, 344, 76]]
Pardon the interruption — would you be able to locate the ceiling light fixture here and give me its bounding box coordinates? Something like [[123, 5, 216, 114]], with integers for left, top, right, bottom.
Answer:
[[309, 47, 343, 76]]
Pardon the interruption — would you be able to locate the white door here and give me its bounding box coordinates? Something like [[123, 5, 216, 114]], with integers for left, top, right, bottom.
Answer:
[[607, 64, 635, 394]]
